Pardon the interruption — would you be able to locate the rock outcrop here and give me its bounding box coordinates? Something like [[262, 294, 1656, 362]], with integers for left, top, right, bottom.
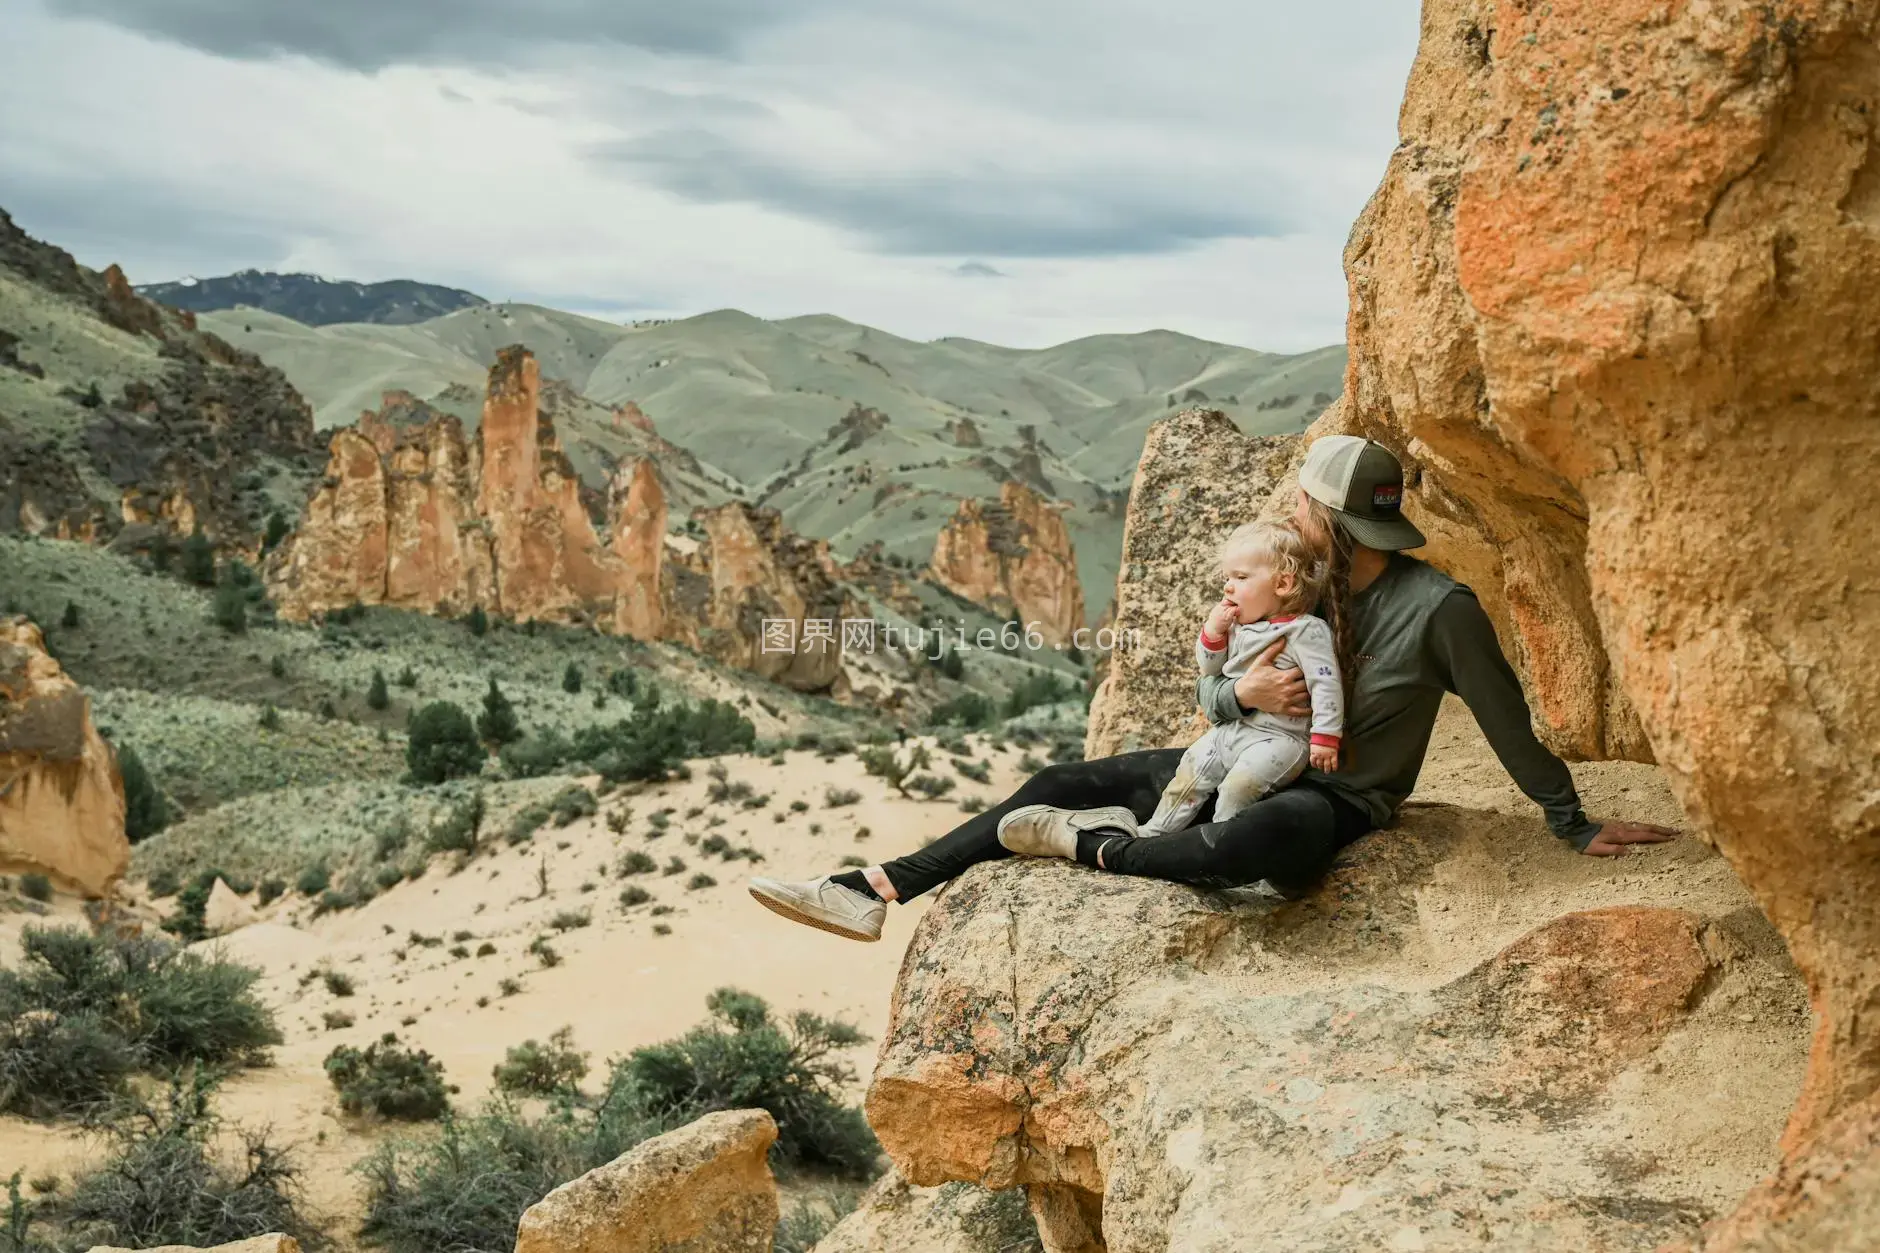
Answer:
[[865, 804, 1809, 1253], [512, 1108, 778, 1253], [0, 209, 323, 550], [1308, 0, 1880, 1167], [271, 351, 874, 696], [0, 616, 128, 896], [929, 482, 1085, 646], [1083, 412, 1298, 758], [202, 876, 259, 936]]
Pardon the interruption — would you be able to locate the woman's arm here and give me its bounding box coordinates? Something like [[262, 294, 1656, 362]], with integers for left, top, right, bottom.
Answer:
[[1427, 589, 1602, 849]]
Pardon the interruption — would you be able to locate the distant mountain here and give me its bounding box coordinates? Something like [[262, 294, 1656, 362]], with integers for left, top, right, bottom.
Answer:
[[138, 269, 488, 326], [204, 303, 1346, 618]]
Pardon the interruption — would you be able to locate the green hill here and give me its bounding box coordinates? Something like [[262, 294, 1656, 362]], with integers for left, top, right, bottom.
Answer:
[[138, 270, 488, 325], [202, 304, 1343, 620]]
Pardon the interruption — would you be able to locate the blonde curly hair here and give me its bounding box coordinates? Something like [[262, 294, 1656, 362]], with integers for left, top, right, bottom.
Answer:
[[1216, 520, 1324, 615]]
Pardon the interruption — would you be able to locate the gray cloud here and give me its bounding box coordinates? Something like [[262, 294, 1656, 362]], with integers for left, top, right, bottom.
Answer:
[[953, 262, 1005, 278], [42, 0, 800, 66], [595, 128, 1291, 258]]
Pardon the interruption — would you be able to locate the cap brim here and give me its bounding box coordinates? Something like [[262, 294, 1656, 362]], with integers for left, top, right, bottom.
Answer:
[[1333, 509, 1426, 551]]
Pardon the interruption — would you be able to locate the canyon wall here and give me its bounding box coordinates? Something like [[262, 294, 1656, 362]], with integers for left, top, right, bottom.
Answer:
[[1309, 0, 1880, 1160], [269, 348, 873, 696], [929, 481, 1085, 646]]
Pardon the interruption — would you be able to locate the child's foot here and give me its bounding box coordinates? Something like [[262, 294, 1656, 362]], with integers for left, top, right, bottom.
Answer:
[[748, 875, 886, 941], [997, 805, 1138, 860]]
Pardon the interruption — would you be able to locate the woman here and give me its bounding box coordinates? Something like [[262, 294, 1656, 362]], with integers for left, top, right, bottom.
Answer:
[[748, 436, 1676, 942]]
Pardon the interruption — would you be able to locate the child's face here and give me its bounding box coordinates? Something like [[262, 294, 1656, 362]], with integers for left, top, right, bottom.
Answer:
[[1221, 549, 1296, 624]]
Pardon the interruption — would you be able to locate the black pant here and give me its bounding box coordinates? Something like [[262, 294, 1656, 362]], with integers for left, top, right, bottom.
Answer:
[[878, 749, 1376, 901]]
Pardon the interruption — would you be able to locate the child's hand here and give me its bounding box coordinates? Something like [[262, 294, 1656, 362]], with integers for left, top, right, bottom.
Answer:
[[1309, 743, 1339, 772], [1204, 599, 1238, 640]]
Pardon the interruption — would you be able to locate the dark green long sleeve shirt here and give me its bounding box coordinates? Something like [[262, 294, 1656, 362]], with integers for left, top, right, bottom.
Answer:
[[1197, 555, 1600, 849]]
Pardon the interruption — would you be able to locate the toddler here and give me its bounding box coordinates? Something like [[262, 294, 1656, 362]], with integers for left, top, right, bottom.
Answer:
[[1140, 520, 1344, 836]]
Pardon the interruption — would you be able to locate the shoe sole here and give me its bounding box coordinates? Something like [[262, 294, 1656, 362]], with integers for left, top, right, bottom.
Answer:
[[747, 885, 881, 942]]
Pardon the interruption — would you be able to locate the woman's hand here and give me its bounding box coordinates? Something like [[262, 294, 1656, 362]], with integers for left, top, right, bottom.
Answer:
[[1232, 639, 1310, 717], [1581, 820, 1680, 857]]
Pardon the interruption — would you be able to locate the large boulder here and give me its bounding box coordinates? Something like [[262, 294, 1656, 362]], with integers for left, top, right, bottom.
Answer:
[[1687, 1088, 1880, 1251], [929, 482, 1086, 648], [89, 1237, 299, 1253], [1083, 412, 1297, 759], [512, 1108, 778, 1253], [812, 1167, 1042, 1253], [0, 615, 128, 896], [1318, 0, 1880, 1155], [864, 791, 1810, 1253]]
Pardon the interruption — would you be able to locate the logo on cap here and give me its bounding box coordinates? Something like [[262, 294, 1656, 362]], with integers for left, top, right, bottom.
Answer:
[[1371, 484, 1402, 513]]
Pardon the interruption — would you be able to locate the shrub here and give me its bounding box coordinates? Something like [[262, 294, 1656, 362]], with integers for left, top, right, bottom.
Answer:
[[211, 580, 247, 634], [906, 774, 957, 800], [928, 692, 995, 729], [1004, 670, 1071, 719], [0, 928, 279, 1119], [255, 877, 285, 907], [561, 662, 582, 694], [616, 851, 657, 877], [324, 1011, 355, 1031], [395, 665, 418, 688], [17, 873, 50, 903], [500, 729, 572, 778], [506, 804, 549, 845], [356, 989, 874, 1253], [179, 528, 216, 587], [258, 703, 282, 731], [262, 509, 291, 552], [367, 668, 391, 711], [269, 655, 287, 679], [528, 937, 561, 969], [407, 702, 484, 784], [492, 1027, 588, 1096], [685, 873, 717, 891], [477, 678, 520, 747], [117, 743, 169, 843], [618, 886, 653, 909], [466, 604, 488, 636], [570, 699, 755, 786], [62, 1072, 316, 1250], [548, 785, 597, 827], [422, 790, 486, 857], [295, 862, 331, 897], [60, 599, 79, 628], [661, 857, 686, 876], [824, 787, 862, 809], [859, 743, 930, 796], [609, 988, 878, 1174], [323, 970, 356, 998], [325, 1033, 451, 1121], [938, 648, 964, 680], [956, 758, 991, 784], [547, 909, 590, 933]]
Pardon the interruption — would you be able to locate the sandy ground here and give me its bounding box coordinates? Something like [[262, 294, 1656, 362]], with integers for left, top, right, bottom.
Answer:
[[0, 738, 1028, 1238], [0, 707, 1813, 1242]]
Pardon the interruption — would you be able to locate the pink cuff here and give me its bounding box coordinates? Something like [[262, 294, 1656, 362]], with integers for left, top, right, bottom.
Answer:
[[1199, 630, 1228, 652], [863, 865, 899, 903], [1310, 733, 1341, 748]]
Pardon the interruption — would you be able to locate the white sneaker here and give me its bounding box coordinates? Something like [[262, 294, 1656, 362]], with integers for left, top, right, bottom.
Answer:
[[996, 805, 1139, 860], [748, 875, 886, 942]]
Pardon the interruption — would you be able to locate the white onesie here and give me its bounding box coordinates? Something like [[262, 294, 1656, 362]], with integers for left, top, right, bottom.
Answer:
[[1140, 614, 1345, 836]]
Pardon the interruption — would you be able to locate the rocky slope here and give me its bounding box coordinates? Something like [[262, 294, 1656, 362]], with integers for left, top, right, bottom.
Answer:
[[0, 210, 324, 549], [1303, 0, 1880, 1189], [0, 615, 128, 896], [862, 722, 1808, 1252], [138, 270, 489, 326], [929, 483, 1086, 647]]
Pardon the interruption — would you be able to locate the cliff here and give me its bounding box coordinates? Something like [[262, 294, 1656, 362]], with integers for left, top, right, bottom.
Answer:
[[1306, 0, 1880, 1173], [0, 615, 129, 896], [269, 348, 880, 697], [929, 482, 1086, 646], [0, 209, 323, 550], [862, 737, 1810, 1252]]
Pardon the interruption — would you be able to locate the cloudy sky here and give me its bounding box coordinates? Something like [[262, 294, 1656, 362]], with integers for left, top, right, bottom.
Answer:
[[0, 0, 1419, 351]]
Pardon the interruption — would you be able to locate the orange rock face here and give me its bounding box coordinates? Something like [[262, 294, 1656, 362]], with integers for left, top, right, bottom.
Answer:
[[271, 348, 869, 696], [929, 482, 1085, 646], [0, 616, 129, 896], [1323, 0, 1880, 1163]]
